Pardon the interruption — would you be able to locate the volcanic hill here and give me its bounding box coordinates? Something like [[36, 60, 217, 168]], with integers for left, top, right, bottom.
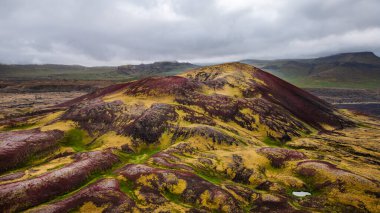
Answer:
[[0, 63, 379, 212]]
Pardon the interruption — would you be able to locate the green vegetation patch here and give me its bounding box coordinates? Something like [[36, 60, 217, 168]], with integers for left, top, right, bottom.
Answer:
[[127, 148, 161, 164], [162, 190, 184, 205], [59, 129, 91, 152], [263, 136, 283, 147], [195, 171, 224, 185], [116, 146, 161, 164], [119, 179, 138, 200]]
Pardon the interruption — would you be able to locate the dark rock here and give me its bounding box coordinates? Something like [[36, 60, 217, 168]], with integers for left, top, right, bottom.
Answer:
[[121, 144, 135, 154]]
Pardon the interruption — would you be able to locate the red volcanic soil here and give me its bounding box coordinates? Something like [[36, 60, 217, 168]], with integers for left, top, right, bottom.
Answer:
[[56, 76, 194, 107], [251, 68, 353, 130], [123, 76, 195, 96], [56, 82, 132, 107]]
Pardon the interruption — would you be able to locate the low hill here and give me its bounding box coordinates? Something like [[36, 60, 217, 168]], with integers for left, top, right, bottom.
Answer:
[[117, 61, 197, 76], [0, 61, 197, 81], [241, 52, 380, 89], [0, 63, 379, 212]]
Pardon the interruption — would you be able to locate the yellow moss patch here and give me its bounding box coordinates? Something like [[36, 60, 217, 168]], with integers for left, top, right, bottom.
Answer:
[[40, 111, 64, 123], [171, 179, 187, 194], [137, 174, 158, 188], [275, 175, 305, 188], [202, 84, 242, 97], [103, 92, 174, 108], [93, 131, 133, 150], [0, 155, 73, 184], [40, 120, 77, 131], [135, 187, 147, 203], [116, 175, 127, 181], [320, 123, 335, 131], [79, 202, 108, 213], [173, 109, 194, 127], [198, 189, 231, 212], [57, 146, 76, 153], [223, 186, 248, 204], [326, 188, 380, 213], [199, 190, 213, 207], [152, 202, 189, 213], [159, 132, 174, 149]]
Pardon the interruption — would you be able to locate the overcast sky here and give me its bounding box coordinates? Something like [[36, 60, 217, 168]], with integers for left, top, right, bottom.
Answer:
[[0, 0, 379, 65]]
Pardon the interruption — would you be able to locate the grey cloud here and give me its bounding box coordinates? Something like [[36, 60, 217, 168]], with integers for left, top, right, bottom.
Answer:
[[0, 0, 379, 65]]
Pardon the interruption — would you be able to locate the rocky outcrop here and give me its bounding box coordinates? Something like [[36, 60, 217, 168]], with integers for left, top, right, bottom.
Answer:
[[61, 99, 145, 135], [28, 178, 137, 213], [117, 164, 241, 212], [123, 76, 198, 96], [171, 125, 241, 146], [258, 147, 307, 168], [151, 152, 194, 171], [122, 103, 178, 144], [0, 129, 64, 172], [0, 150, 119, 212], [296, 160, 379, 190]]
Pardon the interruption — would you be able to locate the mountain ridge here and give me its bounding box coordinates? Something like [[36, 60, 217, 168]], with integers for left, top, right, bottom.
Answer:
[[241, 51, 380, 89], [0, 61, 198, 80]]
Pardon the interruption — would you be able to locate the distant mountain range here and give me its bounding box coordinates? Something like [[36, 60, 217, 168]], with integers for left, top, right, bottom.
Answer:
[[0, 61, 198, 81], [241, 52, 380, 89], [117, 61, 197, 76], [1, 52, 379, 89]]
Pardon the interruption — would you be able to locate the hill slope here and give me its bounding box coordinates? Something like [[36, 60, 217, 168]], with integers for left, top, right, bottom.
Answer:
[[241, 52, 380, 88], [0, 63, 379, 212]]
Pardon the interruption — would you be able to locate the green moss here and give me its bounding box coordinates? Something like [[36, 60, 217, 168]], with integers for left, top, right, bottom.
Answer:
[[124, 147, 161, 164], [162, 190, 182, 204], [263, 136, 283, 147], [60, 129, 91, 152], [119, 179, 138, 200]]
